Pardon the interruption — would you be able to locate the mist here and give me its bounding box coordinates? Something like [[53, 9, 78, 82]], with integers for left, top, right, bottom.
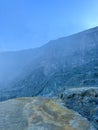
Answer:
[[0, 27, 98, 92]]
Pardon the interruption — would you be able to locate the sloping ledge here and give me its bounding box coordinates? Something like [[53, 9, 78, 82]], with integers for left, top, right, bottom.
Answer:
[[0, 97, 91, 130]]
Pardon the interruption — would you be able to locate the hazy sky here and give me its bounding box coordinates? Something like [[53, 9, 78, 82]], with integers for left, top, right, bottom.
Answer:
[[0, 0, 98, 51]]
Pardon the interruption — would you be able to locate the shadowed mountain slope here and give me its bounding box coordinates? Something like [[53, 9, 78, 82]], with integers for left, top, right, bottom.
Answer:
[[0, 26, 98, 101]]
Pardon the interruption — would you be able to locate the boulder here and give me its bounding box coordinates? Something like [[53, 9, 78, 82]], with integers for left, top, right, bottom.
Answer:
[[60, 87, 98, 129]]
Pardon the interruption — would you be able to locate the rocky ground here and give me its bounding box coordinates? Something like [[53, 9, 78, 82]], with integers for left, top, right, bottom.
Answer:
[[60, 87, 98, 129], [0, 97, 92, 130], [0, 87, 98, 130]]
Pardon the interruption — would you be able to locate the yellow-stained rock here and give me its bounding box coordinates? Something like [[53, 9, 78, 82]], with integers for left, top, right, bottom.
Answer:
[[0, 97, 91, 130]]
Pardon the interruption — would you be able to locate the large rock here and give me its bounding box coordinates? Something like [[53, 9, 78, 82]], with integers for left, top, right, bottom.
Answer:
[[60, 87, 98, 129], [0, 97, 91, 130]]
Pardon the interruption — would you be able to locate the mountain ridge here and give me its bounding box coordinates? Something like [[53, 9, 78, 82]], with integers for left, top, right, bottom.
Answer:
[[1, 26, 98, 53]]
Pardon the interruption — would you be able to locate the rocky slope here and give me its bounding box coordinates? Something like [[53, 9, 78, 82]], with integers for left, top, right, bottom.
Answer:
[[0, 26, 98, 100], [60, 87, 98, 129], [0, 97, 91, 130]]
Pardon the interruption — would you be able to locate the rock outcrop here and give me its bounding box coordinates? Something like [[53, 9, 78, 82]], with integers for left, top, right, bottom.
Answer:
[[0, 97, 91, 130], [60, 87, 98, 129]]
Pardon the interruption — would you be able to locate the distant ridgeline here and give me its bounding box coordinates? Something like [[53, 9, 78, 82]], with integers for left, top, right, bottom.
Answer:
[[0, 26, 98, 101]]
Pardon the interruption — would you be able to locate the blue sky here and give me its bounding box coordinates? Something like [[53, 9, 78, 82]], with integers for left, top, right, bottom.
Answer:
[[0, 0, 98, 51]]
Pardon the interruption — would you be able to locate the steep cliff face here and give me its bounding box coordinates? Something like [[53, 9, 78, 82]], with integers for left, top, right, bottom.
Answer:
[[0, 97, 91, 130], [0, 27, 98, 100]]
